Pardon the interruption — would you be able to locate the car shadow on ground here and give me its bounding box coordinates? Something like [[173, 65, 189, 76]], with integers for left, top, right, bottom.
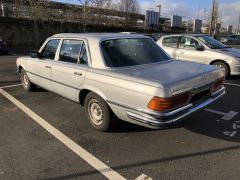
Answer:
[[110, 119, 183, 133], [183, 113, 240, 142], [33, 87, 48, 92], [112, 111, 240, 142], [227, 75, 240, 80]]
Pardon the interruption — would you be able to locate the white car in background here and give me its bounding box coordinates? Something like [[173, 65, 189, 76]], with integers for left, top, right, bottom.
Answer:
[[157, 34, 240, 77]]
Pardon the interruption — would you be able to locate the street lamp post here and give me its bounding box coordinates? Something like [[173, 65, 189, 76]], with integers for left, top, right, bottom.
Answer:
[[156, 4, 161, 30], [59, 10, 63, 33], [209, 0, 216, 36], [237, 13, 240, 34]]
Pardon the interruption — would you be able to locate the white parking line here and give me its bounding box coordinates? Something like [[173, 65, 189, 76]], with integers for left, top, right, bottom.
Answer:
[[0, 88, 126, 180], [0, 84, 22, 89], [135, 174, 152, 180], [205, 108, 238, 121], [224, 83, 240, 87], [8, 52, 17, 56], [205, 108, 226, 116]]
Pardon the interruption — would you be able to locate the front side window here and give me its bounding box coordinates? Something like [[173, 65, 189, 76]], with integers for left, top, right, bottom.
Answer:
[[162, 36, 179, 48], [196, 35, 228, 49], [59, 40, 83, 64], [41, 39, 60, 60], [101, 38, 170, 67], [180, 37, 201, 50]]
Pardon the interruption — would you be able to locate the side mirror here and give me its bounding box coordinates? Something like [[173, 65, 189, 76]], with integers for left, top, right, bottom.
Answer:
[[30, 51, 41, 58], [196, 46, 204, 51]]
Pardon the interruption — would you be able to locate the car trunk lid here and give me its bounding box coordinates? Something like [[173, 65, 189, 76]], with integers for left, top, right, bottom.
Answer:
[[115, 60, 223, 96]]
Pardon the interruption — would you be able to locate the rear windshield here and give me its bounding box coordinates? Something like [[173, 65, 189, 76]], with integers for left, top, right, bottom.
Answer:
[[101, 38, 170, 67]]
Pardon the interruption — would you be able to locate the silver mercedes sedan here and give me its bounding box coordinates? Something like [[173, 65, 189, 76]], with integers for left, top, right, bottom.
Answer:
[[16, 33, 225, 131], [157, 34, 240, 76]]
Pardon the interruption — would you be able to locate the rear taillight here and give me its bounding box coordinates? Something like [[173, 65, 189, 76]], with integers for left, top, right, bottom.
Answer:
[[148, 92, 190, 112], [212, 77, 224, 92]]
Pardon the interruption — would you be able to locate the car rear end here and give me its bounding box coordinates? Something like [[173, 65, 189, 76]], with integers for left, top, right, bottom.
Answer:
[[126, 68, 226, 128]]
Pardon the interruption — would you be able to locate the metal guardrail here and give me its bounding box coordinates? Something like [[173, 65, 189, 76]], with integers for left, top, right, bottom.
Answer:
[[0, 2, 140, 26]]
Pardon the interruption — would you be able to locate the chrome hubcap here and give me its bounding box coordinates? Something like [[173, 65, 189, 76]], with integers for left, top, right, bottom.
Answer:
[[216, 64, 226, 73], [88, 99, 103, 125], [22, 73, 29, 87]]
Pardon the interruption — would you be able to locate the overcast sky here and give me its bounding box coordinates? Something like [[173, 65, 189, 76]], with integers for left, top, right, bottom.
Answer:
[[54, 0, 240, 29]]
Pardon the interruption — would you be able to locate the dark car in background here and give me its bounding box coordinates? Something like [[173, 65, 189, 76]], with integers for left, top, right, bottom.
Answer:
[[220, 35, 240, 45], [0, 38, 8, 54]]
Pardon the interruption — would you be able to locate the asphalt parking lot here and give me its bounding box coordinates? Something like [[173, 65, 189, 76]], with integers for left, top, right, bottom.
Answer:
[[1, 45, 240, 180]]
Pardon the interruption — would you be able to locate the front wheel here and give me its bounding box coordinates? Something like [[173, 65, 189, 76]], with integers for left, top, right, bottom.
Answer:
[[20, 69, 36, 91], [212, 61, 229, 77], [84, 92, 117, 131]]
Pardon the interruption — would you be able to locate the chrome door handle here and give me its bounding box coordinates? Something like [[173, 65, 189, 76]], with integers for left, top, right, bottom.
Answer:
[[74, 72, 82, 76], [45, 65, 51, 69]]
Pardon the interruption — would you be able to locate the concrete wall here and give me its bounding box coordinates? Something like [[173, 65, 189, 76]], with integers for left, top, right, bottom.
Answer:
[[0, 17, 143, 47], [0, 17, 82, 46]]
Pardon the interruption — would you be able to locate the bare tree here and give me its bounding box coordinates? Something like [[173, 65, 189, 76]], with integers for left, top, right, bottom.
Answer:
[[76, 0, 95, 32], [0, 0, 3, 17], [23, 0, 47, 45], [14, 0, 22, 18], [209, 0, 219, 36], [117, 0, 139, 29], [93, 0, 112, 26]]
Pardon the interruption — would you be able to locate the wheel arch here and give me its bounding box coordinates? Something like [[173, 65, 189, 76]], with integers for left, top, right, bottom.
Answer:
[[78, 86, 108, 106], [18, 65, 23, 73], [210, 59, 231, 74]]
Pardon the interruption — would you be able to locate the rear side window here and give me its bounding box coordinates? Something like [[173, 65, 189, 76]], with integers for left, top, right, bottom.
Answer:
[[162, 37, 179, 48], [41, 39, 60, 60], [59, 40, 83, 63]]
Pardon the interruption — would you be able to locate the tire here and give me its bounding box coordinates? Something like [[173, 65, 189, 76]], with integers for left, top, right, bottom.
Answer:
[[212, 61, 229, 77], [20, 69, 36, 91], [84, 92, 117, 131], [226, 40, 231, 45]]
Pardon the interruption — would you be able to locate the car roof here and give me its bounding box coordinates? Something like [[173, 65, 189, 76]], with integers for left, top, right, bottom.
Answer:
[[51, 33, 149, 41], [162, 34, 209, 38], [50, 33, 151, 69]]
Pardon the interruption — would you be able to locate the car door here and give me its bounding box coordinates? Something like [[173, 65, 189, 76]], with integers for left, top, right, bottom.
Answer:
[[52, 39, 89, 101], [27, 39, 60, 91], [177, 36, 208, 64], [160, 36, 179, 58]]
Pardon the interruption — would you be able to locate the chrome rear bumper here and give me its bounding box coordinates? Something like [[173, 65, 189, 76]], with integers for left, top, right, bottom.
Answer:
[[126, 87, 226, 127]]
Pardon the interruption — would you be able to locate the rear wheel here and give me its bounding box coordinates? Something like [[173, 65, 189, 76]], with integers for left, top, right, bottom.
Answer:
[[84, 92, 117, 131], [212, 61, 229, 77], [226, 40, 231, 45], [20, 69, 36, 91]]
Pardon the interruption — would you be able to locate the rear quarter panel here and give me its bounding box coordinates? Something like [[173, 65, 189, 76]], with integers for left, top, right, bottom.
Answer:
[[79, 69, 170, 120]]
